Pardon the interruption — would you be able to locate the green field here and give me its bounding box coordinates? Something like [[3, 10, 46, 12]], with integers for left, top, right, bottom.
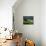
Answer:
[[23, 19, 33, 24]]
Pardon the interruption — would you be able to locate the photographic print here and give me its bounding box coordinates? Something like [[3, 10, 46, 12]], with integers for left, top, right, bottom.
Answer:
[[23, 16, 34, 25]]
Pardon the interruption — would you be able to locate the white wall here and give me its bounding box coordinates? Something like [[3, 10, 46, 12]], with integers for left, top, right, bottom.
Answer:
[[0, 0, 16, 30], [13, 0, 41, 46], [41, 0, 46, 46]]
